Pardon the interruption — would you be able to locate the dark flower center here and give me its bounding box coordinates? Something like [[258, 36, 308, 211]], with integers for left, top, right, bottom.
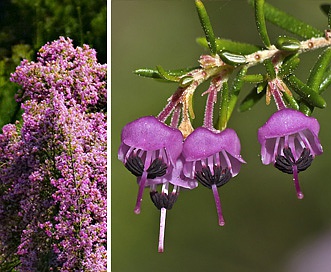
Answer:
[[274, 147, 313, 174], [150, 191, 179, 210], [125, 155, 168, 179], [195, 165, 232, 189]]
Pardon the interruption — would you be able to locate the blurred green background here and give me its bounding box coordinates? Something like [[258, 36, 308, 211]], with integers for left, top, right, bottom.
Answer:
[[112, 1, 331, 271]]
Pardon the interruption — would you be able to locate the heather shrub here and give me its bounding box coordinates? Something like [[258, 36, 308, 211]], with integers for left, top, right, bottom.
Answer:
[[0, 37, 107, 271]]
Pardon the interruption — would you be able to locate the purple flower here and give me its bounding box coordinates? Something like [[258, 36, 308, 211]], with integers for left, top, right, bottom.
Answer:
[[118, 116, 197, 252], [258, 109, 323, 199], [182, 127, 245, 226], [118, 116, 184, 214]]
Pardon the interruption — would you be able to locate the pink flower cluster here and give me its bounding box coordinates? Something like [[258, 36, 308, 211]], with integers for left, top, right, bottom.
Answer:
[[0, 37, 107, 271]]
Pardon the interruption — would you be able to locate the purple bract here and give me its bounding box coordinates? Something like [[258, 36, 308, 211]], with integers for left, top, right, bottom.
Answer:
[[258, 108, 323, 199]]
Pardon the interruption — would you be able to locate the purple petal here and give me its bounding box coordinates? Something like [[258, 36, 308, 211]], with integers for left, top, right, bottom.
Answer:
[[118, 116, 183, 165], [258, 109, 323, 164], [182, 127, 245, 163], [258, 109, 320, 144]]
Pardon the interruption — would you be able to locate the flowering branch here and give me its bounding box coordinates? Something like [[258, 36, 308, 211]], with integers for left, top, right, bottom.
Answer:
[[119, 0, 331, 253]]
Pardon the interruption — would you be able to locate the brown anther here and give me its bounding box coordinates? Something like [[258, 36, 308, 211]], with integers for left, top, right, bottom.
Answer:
[[308, 42, 314, 48], [254, 54, 261, 60]]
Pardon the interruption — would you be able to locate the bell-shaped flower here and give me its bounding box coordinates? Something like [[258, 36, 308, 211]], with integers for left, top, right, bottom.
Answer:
[[182, 127, 245, 226], [118, 116, 184, 214], [258, 108, 323, 199]]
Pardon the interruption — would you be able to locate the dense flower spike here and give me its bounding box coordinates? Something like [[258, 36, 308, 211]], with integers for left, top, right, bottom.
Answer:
[[258, 108, 323, 199], [182, 127, 245, 226], [118, 116, 184, 214], [0, 37, 106, 270]]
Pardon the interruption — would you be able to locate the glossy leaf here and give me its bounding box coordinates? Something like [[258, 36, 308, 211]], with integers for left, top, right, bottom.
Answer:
[[219, 51, 247, 66], [196, 37, 261, 55], [283, 91, 299, 110], [239, 84, 266, 112], [277, 54, 300, 78], [179, 76, 194, 87], [134, 68, 164, 80], [195, 0, 217, 55], [275, 36, 300, 52], [134, 67, 198, 80], [254, 0, 271, 47], [249, 0, 324, 38], [284, 75, 327, 108], [156, 65, 180, 82], [307, 47, 331, 92]]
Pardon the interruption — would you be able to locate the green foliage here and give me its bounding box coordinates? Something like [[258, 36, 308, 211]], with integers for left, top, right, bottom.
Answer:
[[277, 54, 300, 78], [195, 0, 217, 55], [196, 37, 261, 55], [275, 36, 300, 52], [254, 0, 271, 47], [284, 75, 327, 109], [0, 44, 33, 128], [134, 67, 199, 81], [307, 47, 331, 92], [249, 0, 324, 39], [219, 51, 247, 66]]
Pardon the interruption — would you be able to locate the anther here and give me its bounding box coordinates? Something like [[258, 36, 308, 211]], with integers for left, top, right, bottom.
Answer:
[[147, 158, 168, 179], [125, 155, 144, 177], [195, 165, 232, 189], [274, 147, 313, 174], [150, 191, 179, 210]]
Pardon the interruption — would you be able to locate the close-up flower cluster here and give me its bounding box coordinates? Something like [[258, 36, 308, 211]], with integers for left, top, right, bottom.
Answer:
[[0, 37, 107, 271], [117, 0, 331, 258]]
